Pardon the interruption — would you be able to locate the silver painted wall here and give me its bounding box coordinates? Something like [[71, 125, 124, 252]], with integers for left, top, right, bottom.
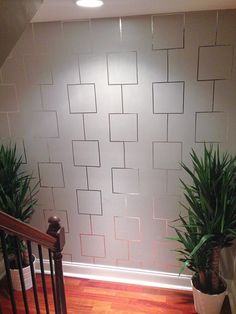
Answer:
[[0, 10, 236, 275]]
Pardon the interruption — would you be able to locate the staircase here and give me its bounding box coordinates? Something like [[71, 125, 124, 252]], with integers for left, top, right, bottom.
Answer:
[[0, 211, 67, 314]]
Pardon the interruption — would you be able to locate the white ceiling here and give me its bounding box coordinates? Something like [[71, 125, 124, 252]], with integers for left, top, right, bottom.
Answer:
[[32, 0, 236, 22]]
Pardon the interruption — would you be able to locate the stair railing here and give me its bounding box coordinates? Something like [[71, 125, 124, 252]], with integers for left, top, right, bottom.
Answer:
[[0, 211, 67, 314]]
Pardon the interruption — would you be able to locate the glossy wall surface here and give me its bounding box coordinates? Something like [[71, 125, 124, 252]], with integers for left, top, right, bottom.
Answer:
[[0, 10, 236, 274]]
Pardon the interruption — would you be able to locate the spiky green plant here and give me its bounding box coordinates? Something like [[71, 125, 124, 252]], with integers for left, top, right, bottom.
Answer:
[[0, 144, 39, 267], [172, 145, 236, 294]]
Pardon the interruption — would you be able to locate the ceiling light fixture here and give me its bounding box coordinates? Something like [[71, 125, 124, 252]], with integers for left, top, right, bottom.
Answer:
[[76, 0, 104, 8]]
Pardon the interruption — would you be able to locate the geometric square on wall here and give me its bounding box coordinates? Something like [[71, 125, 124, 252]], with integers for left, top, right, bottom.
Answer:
[[43, 209, 69, 233], [195, 112, 226, 143], [153, 82, 184, 113], [153, 195, 180, 220], [153, 142, 182, 170], [63, 20, 91, 53], [107, 52, 138, 85], [38, 162, 65, 188], [24, 55, 53, 85], [153, 219, 167, 240], [152, 14, 184, 49], [68, 84, 96, 113], [72, 140, 100, 167], [109, 114, 138, 142], [155, 240, 180, 272], [80, 234, 105, 258], [76, 189, 102, 215], [41, 84, 68, 111], [112, 168, 139, 194], [35, 111, 59, 139], [198, 45, 233, 80], [0, 85, 18, 112], [0, 114, 10, 137], [114, 216, 140, 241]]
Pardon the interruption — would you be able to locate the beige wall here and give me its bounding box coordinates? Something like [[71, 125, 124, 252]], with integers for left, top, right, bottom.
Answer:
[[0, 0, 42, 280], [0, 0, 42, 67], [0, 10, 236, 276]]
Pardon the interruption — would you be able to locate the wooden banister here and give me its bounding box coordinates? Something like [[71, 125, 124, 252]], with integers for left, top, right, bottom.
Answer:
[[0, 211, 67, 313], [47, 217, 67, 313], [0, 211, 57, 250]]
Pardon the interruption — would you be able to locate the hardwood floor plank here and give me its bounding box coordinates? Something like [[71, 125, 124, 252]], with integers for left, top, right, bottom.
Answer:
[[0, 275, 231, 313]]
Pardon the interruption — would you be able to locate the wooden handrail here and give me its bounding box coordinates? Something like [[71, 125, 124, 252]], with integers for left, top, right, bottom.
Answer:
[[47, 216, 67, 313], [0, 211, 57, 251]]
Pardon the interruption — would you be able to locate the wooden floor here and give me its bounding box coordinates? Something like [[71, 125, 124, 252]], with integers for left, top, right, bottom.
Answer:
[[0, 276, 232, 313]]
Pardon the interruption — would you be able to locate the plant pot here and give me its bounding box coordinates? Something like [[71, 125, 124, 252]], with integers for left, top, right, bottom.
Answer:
[[191, 277, 227, 314], [10, 255, 35, 291]]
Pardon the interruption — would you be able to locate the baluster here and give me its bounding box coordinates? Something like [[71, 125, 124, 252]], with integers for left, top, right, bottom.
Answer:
[[0, 231, 17, 314], [38, 245, 50, 314], [27, 241, 40, 314], [14, 237, 29, 314], [47, 217, 67, 314], [49, 249, 58, 313]]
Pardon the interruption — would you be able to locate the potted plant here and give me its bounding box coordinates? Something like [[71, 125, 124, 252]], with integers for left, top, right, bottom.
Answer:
[[0, 144, 39, 290], [171, 145, 236, 314]]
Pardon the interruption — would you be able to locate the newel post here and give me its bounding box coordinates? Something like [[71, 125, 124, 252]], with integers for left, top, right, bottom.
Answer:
[[47, 216, 67, 314]]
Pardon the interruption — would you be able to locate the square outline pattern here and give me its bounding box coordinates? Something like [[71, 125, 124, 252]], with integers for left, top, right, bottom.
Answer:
[[38, 162, 65, 188], [111, 167, 140, 195], [197, 45, 233, 81], [109, 113, 139, 142], [0, 84, 18, 113], [80, 234, 106, 258], [152, 81, 185, 114], [152, 142, 183, 170], [67, 83, 97, 114], [152, 13, 185, 50], [107, 51, 138, 85], [72, 140, 101, 167], [76, 189, 103, 216], [114, 216, 141, 241], [195, 111, 226, 143]]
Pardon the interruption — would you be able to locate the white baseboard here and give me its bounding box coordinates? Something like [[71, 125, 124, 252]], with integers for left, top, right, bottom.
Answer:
[[35, 260, 192, 291]]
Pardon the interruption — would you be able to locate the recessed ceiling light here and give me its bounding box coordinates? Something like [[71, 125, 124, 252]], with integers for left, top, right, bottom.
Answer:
[[76, 0, 104, 8]]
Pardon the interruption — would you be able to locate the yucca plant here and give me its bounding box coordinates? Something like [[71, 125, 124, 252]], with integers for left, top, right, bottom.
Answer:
[[0, 144, 39, 267], [172, 145, 236, 294]]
